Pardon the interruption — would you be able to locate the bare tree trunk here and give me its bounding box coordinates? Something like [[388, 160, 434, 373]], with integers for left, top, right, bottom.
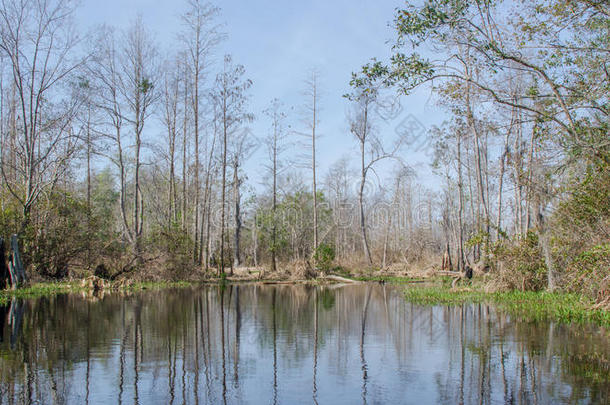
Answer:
[[382, 220, 390, 269], [199, 117, 216, 266], [232, 163, 241, 270], [204, 180, 213, 272], [214, 56, 251, 275], [456, 127, 465, 271], [169, 133, 176, 227], [192, 70, 200, 263], [86, 104, 92, 219], [311, 78, 319, 253], [359, 140, 373, 265], [252, 221, 259, 269], [525, 124, 536, 234], [86, 103, 92, 269], [180, 1, 221, 262], [182, 71, 189, 233], [198, 196, 205, 267], [163, 68, 179, 228], [465, 143, 477, 262], [271, 132, 278, 273], [220, 93, 228, 275], [264, 98, 286, 273], [466, 81, 490, 253], [496, 130, 510, 241], [117, 126, 133, 244], [512, 125, 523, 237], [199, 158, 212, 266]]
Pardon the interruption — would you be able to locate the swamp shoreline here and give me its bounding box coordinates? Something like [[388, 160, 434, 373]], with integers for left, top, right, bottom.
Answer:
[[1, 272, 608, 327]]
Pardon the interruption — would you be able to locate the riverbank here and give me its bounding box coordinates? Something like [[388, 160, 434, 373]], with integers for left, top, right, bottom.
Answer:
[[0, 273, 345, 305], [1, 273, 608, 327], [0, 280, 195, 305]]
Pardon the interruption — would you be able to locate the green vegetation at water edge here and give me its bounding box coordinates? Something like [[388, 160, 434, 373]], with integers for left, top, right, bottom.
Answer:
[[404, 286, 610, 326], [0, 282, 86, 305], [0, 280, 195, 305]]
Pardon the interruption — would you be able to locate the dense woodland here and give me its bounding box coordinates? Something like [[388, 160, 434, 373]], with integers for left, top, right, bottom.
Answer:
[[0, 0, 608, 301]]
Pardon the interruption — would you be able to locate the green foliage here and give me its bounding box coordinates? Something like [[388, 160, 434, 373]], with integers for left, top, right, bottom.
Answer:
[[251, 189, 333, 265], [465, 230, 489, 249], [564, 244, 610, 299], [313, 243, 335, 273], [25, 191, 91, 278], [404, 286, 610, 326], [404, 286, 485, 305], [145, 221, 193, 278], [139, 78, 153, 94], [90, 169, 120, 243], [253, 206, 289, 259], [0, 169, 123, 280], [493, 232, 548, 291], [553, 160, 610, 299]]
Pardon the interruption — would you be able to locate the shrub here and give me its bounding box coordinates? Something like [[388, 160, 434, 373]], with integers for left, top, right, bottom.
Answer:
[[563, 244, 610, 301], [493, 232, 547, 291], [313, 243, 335, 273]]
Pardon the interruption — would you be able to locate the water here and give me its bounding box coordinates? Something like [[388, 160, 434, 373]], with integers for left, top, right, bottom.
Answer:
[[0, 284, 608, 404]]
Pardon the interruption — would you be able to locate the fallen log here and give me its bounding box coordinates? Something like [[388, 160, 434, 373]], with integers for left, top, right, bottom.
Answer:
[[324, 275, 361, 284], [449, 266, 473, 289]]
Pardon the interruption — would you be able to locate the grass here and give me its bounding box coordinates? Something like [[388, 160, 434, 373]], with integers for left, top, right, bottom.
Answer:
[[0, 281, 85, 305], [0, 280, 195, 305], [403, 285, 610, 326]]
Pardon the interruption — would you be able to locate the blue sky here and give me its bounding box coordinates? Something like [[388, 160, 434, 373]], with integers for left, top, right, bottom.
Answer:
[[76, 0, 445, 193]]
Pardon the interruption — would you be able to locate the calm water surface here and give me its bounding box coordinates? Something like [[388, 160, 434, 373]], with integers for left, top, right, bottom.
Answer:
[[0, 284, 608, 404]]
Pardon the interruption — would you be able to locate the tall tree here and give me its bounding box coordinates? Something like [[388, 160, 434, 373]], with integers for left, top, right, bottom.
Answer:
[[89, 19, 159, 261], [303, 71, 320, 252], [122, 18, 159, 260], [211, 55, 252, 275], [229, 128, 255, 269], [161, 57, 182, 227], [346, 85, 403, 266], [263, 98, 288, 273], [179, 0, 222, 263]]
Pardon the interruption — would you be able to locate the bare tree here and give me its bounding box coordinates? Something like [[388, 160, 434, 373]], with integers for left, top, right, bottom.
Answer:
[[303, 71, 321, 252], [181, 59, 190, 233], [179, 0, 222, 263], [229, 128, 255, 269], [200, 120, 217, 269], [161, 57, 182, 226], [0, 0, 84, 233], [88, 19, 159, 260], [120, 18, 159, 259], [88, 26, 130, 243], [263, 98, 288, 272], [211, 55, 252, 275], [346, 86, 403, 265]]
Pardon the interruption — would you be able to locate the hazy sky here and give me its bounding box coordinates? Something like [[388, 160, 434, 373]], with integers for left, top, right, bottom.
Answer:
[[75, 0, 444, 193]]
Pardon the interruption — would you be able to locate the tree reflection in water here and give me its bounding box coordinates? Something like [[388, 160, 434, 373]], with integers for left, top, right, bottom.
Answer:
[[0, 284, 608, 404]]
